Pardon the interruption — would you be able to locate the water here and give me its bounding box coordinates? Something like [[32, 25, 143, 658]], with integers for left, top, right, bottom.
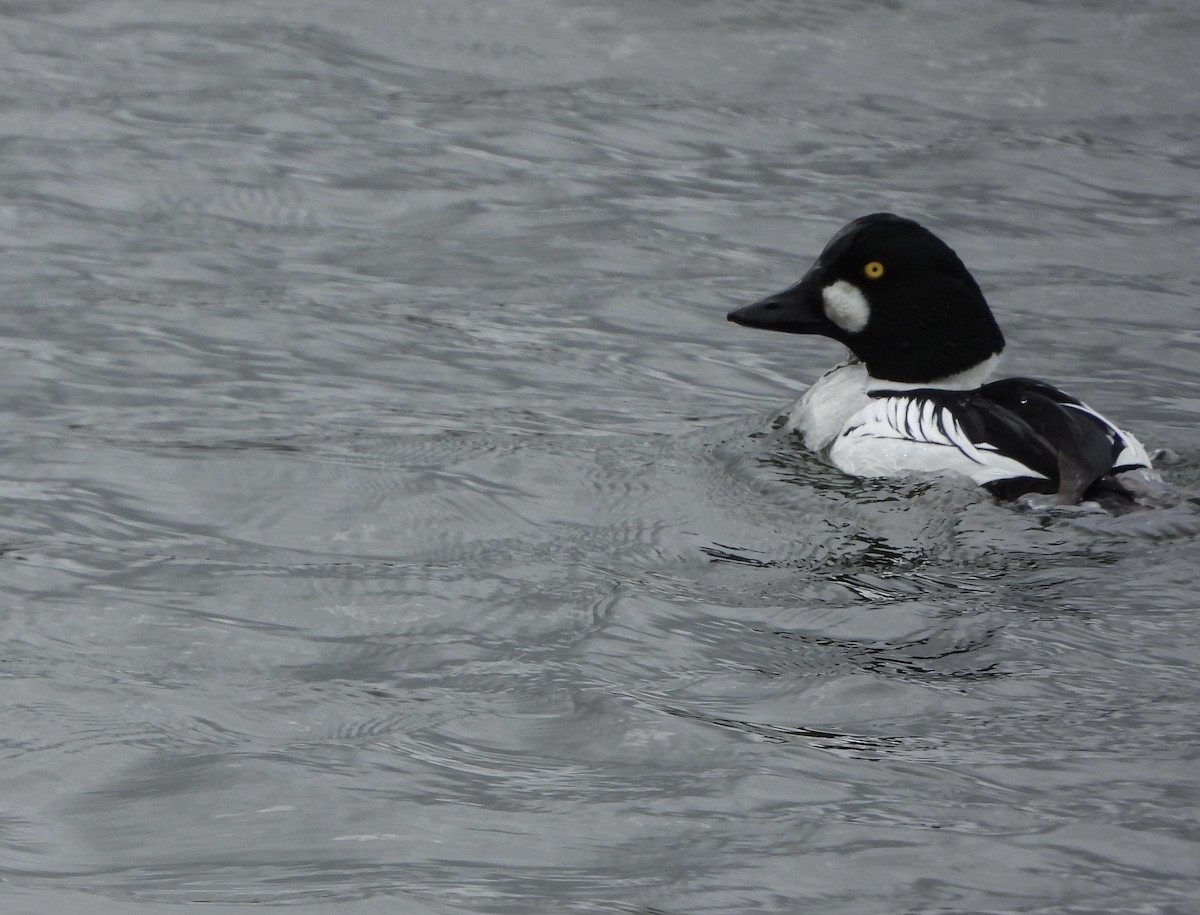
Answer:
[[1, 1, 1198, 912]]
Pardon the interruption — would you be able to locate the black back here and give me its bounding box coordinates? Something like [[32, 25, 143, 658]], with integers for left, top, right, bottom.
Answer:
[[976, 378, 1129, 503]]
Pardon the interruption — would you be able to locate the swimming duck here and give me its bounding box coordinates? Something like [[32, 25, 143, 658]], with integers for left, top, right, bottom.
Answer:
[[728, 213, 1162, 508]]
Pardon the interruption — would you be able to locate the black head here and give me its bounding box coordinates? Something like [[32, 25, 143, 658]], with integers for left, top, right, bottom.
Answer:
[[728, 213, 1005, 385]]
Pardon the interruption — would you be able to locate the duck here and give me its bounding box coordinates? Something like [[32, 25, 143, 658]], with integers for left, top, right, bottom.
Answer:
[[728, 212, 1170, 509]]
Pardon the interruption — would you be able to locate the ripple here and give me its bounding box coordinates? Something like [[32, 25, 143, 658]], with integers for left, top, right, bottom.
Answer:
[[2, 0, 1199, 911]]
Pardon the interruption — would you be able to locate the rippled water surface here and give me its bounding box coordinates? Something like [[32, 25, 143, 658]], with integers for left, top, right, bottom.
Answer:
[[2, 1, 1199, 912]]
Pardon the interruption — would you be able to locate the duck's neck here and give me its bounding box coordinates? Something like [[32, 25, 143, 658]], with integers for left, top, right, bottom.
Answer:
[[864, 353, 1000, 394]]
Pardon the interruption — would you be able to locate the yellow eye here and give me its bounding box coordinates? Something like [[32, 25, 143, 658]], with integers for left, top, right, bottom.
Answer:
[[863, 261, 885, 279]]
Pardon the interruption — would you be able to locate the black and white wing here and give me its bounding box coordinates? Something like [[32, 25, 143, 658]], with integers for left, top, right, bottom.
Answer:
[[829, 380, 1150, 503], [978, 377, 1150, 474], [828, 393, 1054, 487]]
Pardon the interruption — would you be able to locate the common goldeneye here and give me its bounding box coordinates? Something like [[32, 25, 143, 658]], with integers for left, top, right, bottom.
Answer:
[[728, 213, 1165, 508]]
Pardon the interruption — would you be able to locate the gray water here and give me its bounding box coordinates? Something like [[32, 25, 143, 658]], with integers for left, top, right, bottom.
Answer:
[[2, 1, 1199, 912]]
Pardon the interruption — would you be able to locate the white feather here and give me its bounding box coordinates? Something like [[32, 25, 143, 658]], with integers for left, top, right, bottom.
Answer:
[[821, 281, 870, 333]]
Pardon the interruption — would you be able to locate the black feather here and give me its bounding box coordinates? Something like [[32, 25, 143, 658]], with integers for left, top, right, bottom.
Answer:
[[977, 378, 1129, 503]]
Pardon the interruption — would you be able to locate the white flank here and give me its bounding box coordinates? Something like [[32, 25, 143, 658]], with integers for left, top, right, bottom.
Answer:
[[821, 280, 870, 333], [829, 395, 1047, 485]]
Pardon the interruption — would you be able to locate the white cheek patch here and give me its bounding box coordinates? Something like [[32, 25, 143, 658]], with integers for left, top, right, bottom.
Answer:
[[821, 280, 869, 333]]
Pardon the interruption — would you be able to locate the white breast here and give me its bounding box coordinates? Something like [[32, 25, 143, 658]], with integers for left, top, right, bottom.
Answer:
[[779, 359, 871, 453]]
